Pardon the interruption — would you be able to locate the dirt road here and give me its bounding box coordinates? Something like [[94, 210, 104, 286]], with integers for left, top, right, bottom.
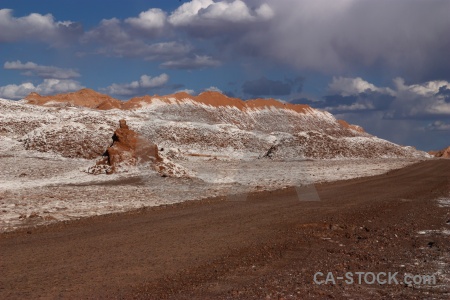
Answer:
[[1, 160, 449, 299]]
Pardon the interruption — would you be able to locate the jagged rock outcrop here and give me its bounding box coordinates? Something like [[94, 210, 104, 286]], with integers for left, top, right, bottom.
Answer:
[[260, 144, 279, 159], [90, 119, 161, 174], [88, 120, 189, 177], [429, 146, 450, 158]]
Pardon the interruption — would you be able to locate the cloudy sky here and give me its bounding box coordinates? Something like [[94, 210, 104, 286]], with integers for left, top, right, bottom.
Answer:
[[1, 0, 450, 150]]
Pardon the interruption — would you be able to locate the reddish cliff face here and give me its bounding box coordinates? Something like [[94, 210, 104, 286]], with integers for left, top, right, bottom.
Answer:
[[89, 119, 161, 174], [88, 120, 189, 177], [429, 146, 450, 158]]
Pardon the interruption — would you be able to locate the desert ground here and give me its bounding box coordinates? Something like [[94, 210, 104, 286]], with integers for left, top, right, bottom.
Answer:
[[0, 92, 447, 299], [0, 153, 423, 232], [2, 0, 449, 298], [1, 159, 449, 299]]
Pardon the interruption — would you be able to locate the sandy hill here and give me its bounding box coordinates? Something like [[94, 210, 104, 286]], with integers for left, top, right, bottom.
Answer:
[[26, 88, 123, 110], [26, 89, 312, 114], [0, 89, 430, 160]]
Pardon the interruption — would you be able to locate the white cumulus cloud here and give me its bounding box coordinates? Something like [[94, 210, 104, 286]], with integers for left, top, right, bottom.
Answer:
[[0, 79, 83, 100], [393, 77, 450, 97], [0, 9, 82, 45], [168, 0, 274, 26], [175, 89, 195, 95], [102, 74, 169, 96], [203, 86, 223, 93], [390, 78, 450, 118], [329, 77, 394, 97], [200, 0, 254, 22], [125, 8, 167, 33], [168, 0, 214, 26], [82, 18, 192, 60]]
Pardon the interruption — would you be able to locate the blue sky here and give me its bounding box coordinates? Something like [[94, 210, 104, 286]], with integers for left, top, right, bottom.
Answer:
[[1, 0, 450, 150]]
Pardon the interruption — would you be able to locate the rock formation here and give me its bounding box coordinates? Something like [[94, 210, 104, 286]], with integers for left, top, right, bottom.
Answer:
[[88, 120, 189, 177], [429, 146, 450, 158], [260, 144, 278, 159]]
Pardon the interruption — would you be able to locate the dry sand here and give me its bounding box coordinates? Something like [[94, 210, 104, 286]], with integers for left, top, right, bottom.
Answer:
[[0, 159, 449, 299]]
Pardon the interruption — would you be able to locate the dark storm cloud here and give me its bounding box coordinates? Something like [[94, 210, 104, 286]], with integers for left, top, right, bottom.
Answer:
[[92, 0, 446, 81], [242, 76, 303, 97], [291, 93, 394, 113], [8, 0, 448, 79], [160, 55, 221, 69], [4, 1, 450, 79], [220, 0, 450, 81], [223, 91, 236, 98], [289, 97, 318, 106], [242, 78, 289, 96]]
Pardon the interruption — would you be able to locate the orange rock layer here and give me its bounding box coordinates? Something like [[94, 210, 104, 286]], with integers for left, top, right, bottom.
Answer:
[[337, 120, 365, 133], [25, 89, 311, 113], [26, 89, 122, 110], [25, 89, 364, 132]]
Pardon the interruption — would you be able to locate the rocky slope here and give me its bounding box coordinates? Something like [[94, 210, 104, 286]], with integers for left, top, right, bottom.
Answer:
[[429, 146, 450, 158], [0, 89, 430, 160]]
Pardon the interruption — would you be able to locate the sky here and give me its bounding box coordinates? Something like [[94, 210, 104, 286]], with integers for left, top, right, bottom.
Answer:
[[1, 0, 450, 151]]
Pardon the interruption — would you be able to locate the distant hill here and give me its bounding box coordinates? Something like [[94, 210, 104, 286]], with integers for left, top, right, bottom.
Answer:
[[0, 89, 430, 160]]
